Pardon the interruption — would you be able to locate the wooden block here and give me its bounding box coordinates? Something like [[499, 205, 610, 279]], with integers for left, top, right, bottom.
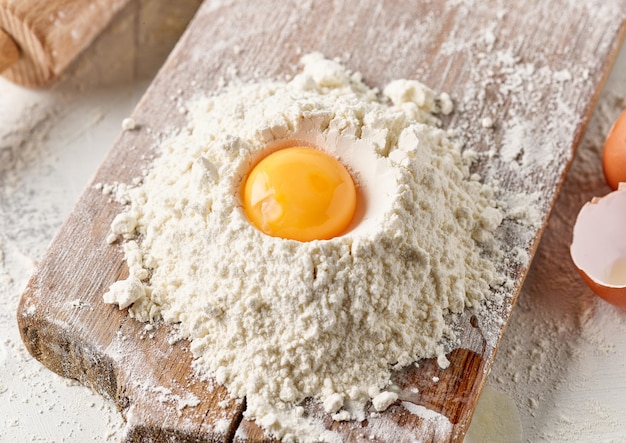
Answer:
[[0, 0, 130, 86]]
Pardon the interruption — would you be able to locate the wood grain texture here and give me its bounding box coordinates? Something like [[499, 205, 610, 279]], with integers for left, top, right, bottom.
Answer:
[[17, 0, 626, 442], [0, 27, 19, 72], [0, 0, 130, 86]]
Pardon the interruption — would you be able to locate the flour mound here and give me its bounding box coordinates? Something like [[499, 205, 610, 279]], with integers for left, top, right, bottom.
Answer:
[[104, 53, 505, 442]]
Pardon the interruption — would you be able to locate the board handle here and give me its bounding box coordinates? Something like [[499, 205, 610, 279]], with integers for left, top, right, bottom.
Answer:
[[0, 28, 19, 73]]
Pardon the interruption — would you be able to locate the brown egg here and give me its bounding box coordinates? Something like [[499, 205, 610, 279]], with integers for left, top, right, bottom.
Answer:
[[570, 184, 626, 310], [603, 109, 626, 190]]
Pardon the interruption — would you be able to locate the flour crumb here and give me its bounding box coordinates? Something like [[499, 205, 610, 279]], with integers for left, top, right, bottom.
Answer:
[[437, 353, 451, 370], [121, 117, 137, 131], [553, 69, 572, 82], [110, 212, 137, 237], [372, 391, 398, 412], [103, 277, 145, 310], [481, 116, 494, 128], [323, 393, 344, 414], [332, 410, 352, 421]]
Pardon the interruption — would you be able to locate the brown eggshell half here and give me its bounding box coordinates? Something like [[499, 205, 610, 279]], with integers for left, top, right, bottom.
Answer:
[[570, 183, 626, 310]]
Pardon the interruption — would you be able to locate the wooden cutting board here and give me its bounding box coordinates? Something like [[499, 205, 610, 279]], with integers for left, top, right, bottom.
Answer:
[[17, 1, 626, 442]]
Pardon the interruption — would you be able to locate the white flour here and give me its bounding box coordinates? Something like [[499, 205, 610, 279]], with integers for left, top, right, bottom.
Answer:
[[104, 53, 511, 442]]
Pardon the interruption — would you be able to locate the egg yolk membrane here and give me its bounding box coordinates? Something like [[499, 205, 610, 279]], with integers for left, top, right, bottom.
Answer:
[[243, 146, 357, 242]]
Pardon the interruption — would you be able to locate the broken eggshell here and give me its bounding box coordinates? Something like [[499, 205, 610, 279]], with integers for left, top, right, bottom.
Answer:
[[570, 183, 626, 310]]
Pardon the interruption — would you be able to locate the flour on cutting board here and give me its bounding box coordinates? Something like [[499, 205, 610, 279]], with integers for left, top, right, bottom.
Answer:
[[474, 83, 626, 441], [435, 0, 620, 210], [142, 384, 201, 415], [465, 37, 626, 440], [401, 402, 453, 433], [101, 53, 538, 442]]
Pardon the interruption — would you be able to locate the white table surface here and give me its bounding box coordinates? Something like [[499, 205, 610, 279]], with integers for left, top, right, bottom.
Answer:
[[1, 5, 625, 442]]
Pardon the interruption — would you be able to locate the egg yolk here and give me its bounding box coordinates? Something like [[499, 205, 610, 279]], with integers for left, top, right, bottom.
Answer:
[[243, 147, 357, 241], [603, 108, 626, 190]]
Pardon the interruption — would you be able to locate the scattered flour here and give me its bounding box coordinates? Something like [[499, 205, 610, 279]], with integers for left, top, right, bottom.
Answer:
[[103, 53, 526, 441], [121, 117, 137, 131], [401, 402, 453, 433], [141, 384, 201, 416]]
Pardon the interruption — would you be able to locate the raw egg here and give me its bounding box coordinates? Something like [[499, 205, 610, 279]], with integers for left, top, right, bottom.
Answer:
[[242, 146, 357, 242], [570, 184, 626, 310], [603, 108, 626, 190]]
